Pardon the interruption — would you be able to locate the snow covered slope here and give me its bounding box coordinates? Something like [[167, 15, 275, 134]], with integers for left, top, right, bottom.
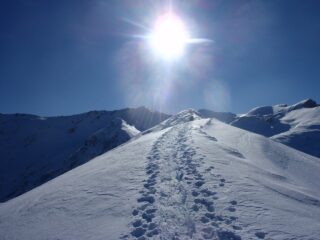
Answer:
[[1, 111, 319, 240], [65, 118, 140, 170], [230, 99, 320, 157], [0, 107, 169, 202]]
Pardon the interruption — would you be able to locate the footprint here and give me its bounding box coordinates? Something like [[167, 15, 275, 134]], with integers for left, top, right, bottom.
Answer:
[[201, 216, 210, 223], [146, 208, 157, 214], [142, 212, 155, 222], [205, 213, 216, 220], [192, 204, 200, 212], [194, 198, 214, 212], [201, 189, 216, 197], [148, 223, 157, 230], [217, 230, 241, 240], [216, 215, 224, 221], [205, 166, 215, 172], [146, 163, 158, 170], [176, 172, 184, 181], [149, 173, 157, 179], [132, 209, 139, 216], [132, 220, 142, 227], [255, 232, 266, 239], [207, 205, 215, 212], [202, 227, 215, 239], [192, 191, 199, 197], [143, 179, 156, 189], [232, 225, 242, 230], [211, 222, 219, 228], [195, 181, 205, 188], [230, 200, 237, 205], [146, 229, 159, 237], [131, 227, 146, 238], [228, 206, 236, 212], [146, 188, 156, 195], [225, 219, 232, 225], [137, 196, 155, 204]]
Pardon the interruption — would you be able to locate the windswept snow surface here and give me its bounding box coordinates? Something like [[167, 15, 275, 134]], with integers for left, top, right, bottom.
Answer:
[[231, 99, 320, 158], [1, 112, 320, 240]]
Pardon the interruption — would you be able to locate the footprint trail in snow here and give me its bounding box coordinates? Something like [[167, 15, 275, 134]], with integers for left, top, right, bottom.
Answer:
[[124, 123, 243, 239]]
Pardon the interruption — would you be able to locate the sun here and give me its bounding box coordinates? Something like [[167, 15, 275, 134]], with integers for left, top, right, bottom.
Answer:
[[148, 12, 190, 61]]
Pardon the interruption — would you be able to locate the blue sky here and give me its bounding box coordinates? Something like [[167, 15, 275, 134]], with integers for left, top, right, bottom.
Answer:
[[1, 0, 320, 116]]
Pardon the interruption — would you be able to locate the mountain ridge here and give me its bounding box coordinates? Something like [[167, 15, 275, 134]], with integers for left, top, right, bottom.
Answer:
[[0, 107, 170, 202], [230, 98, 320, 157], [1, 114, 319, 239], [0, 99, 319, 203]]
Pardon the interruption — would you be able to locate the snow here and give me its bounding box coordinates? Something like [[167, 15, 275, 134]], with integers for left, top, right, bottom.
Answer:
[[0, 108, 169, 202], [65, 118, 140, 170], [1, 99, 318, 206], [1, 112, 320, 240], [143, 109, 202, 134], [230, 99, 320, 157]]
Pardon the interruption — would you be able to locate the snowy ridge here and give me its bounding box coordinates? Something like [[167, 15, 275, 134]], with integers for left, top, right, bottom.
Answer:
[[158, 109, 202, 128], [0, 107, 169, 202], [65, 118, 140, 170], [1, 113, 320, 239], [145, 109, 202, 133], [230, 99, 320, 157]]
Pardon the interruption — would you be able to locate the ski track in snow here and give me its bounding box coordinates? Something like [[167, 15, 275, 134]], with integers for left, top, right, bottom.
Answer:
[[123, 123, 247, 240]]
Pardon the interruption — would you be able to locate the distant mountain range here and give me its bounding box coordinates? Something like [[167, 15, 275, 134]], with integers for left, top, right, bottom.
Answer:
[[1, 103, 319, 240], [0, 99, 319, 203]]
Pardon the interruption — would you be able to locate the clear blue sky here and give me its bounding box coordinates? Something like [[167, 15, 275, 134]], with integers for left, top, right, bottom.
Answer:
[[1, 0, 320, 116]]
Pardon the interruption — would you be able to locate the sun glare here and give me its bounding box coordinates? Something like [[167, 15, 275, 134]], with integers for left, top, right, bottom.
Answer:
[[148, 12, 190, 61]]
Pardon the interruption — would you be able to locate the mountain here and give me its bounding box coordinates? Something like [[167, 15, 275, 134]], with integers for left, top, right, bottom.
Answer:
[[1, 98, 319, 205], [145, 109, 203, 133], [230, 99, 320, 157], [0, 107, 170, 202], [65, 118, 140, 170], [198, 109, 237, 124], [1, 110, 319, 240]]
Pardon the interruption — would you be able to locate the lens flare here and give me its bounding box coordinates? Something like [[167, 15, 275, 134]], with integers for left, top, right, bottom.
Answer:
[[148, 12, 190, 61]]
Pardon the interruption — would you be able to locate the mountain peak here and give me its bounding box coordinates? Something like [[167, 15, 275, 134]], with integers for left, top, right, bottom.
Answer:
[[144, 109, 202, 133], [290, 98, 318, 110], [162, 109, 202, 126]]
